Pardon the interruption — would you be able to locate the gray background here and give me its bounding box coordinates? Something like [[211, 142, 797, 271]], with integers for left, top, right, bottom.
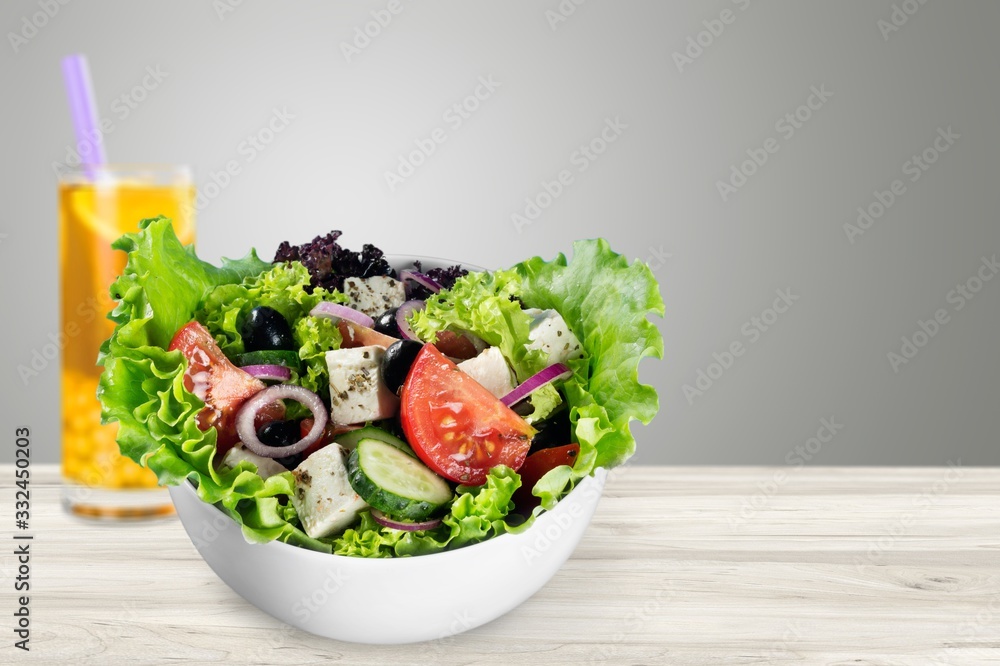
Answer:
[[1, 1, 997, 465]]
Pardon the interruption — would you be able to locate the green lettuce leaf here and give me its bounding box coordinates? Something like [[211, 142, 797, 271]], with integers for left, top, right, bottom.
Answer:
[[515, 238, 664, 474], [520, 382, 562, 424], [100, 215, 270, 354], [97, 217, 329, 552], [410, 268, 549, 383], [409, 269, 562, 422]]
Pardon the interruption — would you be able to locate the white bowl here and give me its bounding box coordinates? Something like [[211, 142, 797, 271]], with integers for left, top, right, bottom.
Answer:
[[169, 468, 605, 644], [166, 254, 606, 643]]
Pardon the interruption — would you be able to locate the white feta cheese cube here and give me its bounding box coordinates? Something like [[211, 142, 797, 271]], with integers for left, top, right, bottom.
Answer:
[[457, 346, 516, 399], [525, 309, 584, 366], [326, 345, 399, 424], [220, 446, 288, 480], [290, 444, 368, 538], [343, 276, 406, 318]]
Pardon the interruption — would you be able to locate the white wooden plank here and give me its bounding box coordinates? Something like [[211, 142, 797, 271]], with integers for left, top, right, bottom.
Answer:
[[4, 465, 999, 665]]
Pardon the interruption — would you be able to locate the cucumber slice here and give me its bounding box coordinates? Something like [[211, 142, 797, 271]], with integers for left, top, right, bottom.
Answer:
[[336, 425, 414, 456], [347, 439, 453, 521], [233, 349, 300, 368]]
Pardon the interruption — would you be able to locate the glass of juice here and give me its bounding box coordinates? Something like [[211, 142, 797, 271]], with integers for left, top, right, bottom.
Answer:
[[59, 164, 195, 519]]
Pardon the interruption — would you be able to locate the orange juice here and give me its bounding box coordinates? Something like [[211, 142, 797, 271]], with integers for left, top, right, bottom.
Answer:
[[59, 166, 194, 517]]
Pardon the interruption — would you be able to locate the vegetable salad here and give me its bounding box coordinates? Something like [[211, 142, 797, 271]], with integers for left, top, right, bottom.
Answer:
[[97, 217, 663, 557]]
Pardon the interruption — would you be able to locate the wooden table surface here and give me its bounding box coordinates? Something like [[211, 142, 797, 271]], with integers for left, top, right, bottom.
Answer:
[[4, 464, 999, 665]]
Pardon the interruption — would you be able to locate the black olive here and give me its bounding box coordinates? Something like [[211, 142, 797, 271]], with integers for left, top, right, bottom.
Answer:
[[381, 339, 424, 394], [241, 306, 295, 352], [373, 308, 401, 337], [257, 420, 300, 447], [257, 420, 304, 469]]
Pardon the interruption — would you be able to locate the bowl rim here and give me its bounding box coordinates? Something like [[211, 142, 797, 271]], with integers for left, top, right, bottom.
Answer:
[[385, 252, 489, 274]]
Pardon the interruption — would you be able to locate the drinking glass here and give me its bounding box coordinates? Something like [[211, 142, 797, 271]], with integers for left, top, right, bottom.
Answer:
[[59, 164, 195, 518]]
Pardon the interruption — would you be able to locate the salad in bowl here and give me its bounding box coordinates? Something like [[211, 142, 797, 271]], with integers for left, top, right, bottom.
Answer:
[[98, 217, 663, 559]]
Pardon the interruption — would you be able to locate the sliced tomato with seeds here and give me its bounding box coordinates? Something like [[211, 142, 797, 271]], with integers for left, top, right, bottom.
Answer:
[[400, 344, 535, 485], [168, 321, 284, 458]]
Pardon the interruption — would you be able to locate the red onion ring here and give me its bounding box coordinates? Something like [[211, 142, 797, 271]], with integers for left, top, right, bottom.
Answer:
[[500, 363, 573, 407], [398, 270, 443, 294], [395, 300, 425, 341], [236, 385, 328, 458], [370, 508, 442, 532], [310, 302, 374, 329], [241, 364, 292, 382]]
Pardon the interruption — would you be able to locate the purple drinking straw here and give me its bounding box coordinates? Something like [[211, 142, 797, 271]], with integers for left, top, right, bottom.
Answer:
[[61, 54, 106, 174]]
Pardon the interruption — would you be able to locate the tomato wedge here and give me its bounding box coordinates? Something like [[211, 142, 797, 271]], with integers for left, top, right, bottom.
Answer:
[[432, 330, 478, 360], [168, 322, 284, 457], [512, 444, 581, 511], [400, 345, 535, 484]]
